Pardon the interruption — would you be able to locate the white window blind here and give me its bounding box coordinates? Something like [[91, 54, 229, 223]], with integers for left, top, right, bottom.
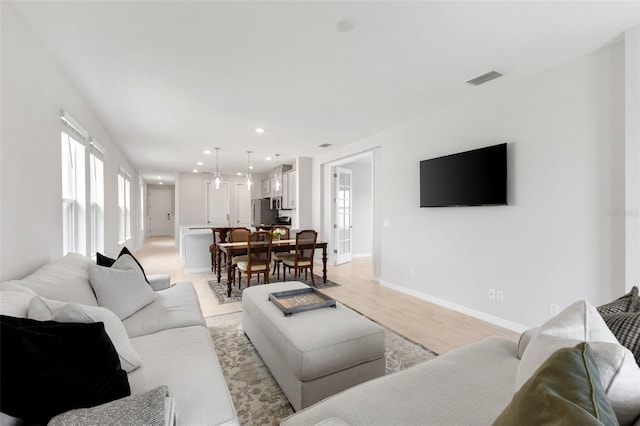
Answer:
[[90, 140, 104, 257], [118, 168, 131, 243], [61, 115, 87, 256]]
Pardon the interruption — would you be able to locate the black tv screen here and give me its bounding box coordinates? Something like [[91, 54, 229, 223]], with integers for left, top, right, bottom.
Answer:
[[420, 143, 507, 207]]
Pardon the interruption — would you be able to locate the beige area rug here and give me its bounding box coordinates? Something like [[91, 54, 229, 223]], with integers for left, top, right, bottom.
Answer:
[[208, 311, 437, 426], [208, 274, 340, 304]]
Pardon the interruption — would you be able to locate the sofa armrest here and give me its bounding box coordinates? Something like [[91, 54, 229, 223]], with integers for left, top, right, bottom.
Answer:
[[147, 274, 171, 291]]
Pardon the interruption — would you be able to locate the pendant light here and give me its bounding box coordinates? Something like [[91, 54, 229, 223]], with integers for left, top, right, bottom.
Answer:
[[274, 154, 281, 192], [245, 151, 254, 191], [212, 147, 222, 190]]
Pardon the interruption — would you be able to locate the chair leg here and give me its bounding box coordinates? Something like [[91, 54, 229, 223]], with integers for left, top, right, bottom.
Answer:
[[265, 270, 269, 284], [283, 265, 286, 282], [246, 273, 251, 288], [310, 266, 315, 287]]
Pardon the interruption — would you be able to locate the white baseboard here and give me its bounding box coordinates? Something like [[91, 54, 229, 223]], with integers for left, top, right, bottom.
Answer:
[[185, 266, 212, 274], [352, 253, 372, 258], [379, 280, 528, 333]]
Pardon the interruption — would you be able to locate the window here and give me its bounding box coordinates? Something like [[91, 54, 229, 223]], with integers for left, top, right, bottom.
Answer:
[[61, 116, 86, 255], [89, 142, 104, 257], [118, 170, 131, 243]]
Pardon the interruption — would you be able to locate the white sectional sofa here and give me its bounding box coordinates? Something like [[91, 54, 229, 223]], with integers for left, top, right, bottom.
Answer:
[[283, 299, 640, 426], [0, 253, 238, 426]]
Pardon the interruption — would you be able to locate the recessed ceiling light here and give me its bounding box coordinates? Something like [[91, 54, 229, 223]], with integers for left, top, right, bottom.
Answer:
[[159, 182, 163, 185], [204, 150, 211, 155], [237, 172, 242, 176], [266, 156, 272, 161], [255, 128, 265, 134], [197, 161, 203, 166], [318, 143, 332, 148], [193, 169, 198, 173], [249, 166, 254, 170], [157, 176, 161, 179]]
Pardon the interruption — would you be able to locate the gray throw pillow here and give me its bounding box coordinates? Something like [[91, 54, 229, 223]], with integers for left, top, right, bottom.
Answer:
[[598, 286, 639, 315], [48, 385, 169, 426], [89, 255, 156, 320], [598, 286, 640, 367]]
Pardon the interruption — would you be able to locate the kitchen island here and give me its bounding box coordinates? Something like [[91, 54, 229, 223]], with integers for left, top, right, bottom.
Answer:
[[179, 225, 215, 273]]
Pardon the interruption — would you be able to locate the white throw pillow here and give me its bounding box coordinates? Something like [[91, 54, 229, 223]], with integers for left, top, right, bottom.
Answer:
[[0, 281, 37, 318], [27, 296, 141, 372], [517, 300, 640, 425], [89, 254, 156, 320]]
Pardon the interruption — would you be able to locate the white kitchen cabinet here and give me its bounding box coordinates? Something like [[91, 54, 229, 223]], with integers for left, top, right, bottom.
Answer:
[[282, 170, 296, 209], [261, 178, 272, 198]]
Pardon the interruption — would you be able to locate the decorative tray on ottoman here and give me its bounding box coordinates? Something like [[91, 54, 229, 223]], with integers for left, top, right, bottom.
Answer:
[[269, 287, 336, 316]]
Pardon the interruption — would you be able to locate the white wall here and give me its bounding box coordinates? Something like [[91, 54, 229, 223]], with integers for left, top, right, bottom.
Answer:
[[177, 172, 258, 227], [0, 3, 140, 280], [312, 41, 629, 329], [625, 25, 640, 291]]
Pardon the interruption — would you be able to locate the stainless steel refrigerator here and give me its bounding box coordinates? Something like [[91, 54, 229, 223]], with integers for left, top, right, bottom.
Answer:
[[251, 199, 277, 226]]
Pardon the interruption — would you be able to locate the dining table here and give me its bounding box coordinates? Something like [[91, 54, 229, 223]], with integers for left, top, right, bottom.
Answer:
[[216, 239, 328, 297]]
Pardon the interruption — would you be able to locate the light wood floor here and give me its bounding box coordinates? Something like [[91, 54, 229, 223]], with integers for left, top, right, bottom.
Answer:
[[135, 236, 518, 354]]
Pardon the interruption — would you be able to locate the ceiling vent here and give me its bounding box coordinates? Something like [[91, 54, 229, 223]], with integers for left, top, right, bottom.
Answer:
[[318, 143, 332, 148], [466, 71, 503, 86]]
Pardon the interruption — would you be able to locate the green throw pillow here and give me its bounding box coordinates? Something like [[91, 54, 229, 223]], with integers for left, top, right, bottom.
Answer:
[[493, 343, 619, 426]]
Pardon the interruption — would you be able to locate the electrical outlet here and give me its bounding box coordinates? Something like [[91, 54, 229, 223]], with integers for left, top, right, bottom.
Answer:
[[496, 290, 504, 302], [549, 303, 560, 316], [488, 288, 496, 300], [410, 269, 415, 279]]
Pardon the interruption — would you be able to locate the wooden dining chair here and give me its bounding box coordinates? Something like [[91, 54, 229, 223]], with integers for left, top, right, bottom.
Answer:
[[270, 226, 291, 280], [282, 229, 318, 286], [237, 231, 273, 288], [229, 227, 250, 284], [209, 227, 227, 274]]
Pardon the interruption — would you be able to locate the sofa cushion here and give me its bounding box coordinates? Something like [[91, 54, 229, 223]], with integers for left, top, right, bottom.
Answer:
[[89, 255, 156, 320], [517, 300, 640, 425], [11, 253, 98, 306], [0, 281, 36, 318], [128, 325, 237, 426], [0, 315, 130, 424], [122, 282, 206, 338], [281, 336, 518, 426], [97, 247, 150, 284], [495, 343, 618, 426], [28, 296, 141, 372]]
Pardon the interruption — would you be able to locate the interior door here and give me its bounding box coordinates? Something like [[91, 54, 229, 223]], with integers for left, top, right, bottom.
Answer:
[[148, 188, 173, 236], [334, 167, 353, 264], [235, 183, 251, 227], [206, 182, 230, 226]]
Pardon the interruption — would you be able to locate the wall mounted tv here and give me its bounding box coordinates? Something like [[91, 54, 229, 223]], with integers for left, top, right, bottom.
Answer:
[[420, 143, 507, 207]]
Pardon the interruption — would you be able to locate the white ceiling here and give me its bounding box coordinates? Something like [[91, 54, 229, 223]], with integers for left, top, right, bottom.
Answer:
[[12, 1, 640, 183]]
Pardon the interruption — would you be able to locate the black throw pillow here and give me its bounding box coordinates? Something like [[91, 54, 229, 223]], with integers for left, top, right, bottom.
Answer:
[[0, 315, 131, 424], [96, 252, 117, 268], [96, 247, 149, 284]]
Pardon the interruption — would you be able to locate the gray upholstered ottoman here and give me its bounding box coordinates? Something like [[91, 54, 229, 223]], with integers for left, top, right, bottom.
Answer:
[[242, 282, 385, 411]]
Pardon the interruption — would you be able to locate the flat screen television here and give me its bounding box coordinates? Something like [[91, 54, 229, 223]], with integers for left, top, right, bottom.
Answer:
[[420, 143, 507, 207]]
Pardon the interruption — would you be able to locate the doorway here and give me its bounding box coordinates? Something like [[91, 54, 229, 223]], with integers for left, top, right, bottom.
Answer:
[[148, 188, 174, 236], [324, 150, 375, 268]]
